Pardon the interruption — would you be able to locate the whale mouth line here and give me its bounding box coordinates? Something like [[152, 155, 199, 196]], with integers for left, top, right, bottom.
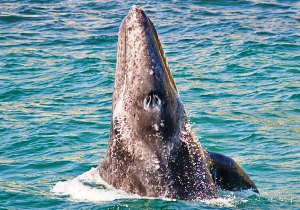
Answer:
[[147, 18, 178, 93]]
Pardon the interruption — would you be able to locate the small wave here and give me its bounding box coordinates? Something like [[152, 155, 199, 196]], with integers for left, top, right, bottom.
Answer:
[[203, 189, 260, 208], [290, 93, 300, 100], [51, 167, 140, 202], [203, 197, 247, 208], [52, 168, 260, 207]]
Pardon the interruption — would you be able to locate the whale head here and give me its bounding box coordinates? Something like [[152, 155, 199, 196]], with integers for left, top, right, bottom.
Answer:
[[112, 6, 181, 143]]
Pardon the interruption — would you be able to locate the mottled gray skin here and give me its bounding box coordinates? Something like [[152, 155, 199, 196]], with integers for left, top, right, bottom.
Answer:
[[99, 6, 258, 200]]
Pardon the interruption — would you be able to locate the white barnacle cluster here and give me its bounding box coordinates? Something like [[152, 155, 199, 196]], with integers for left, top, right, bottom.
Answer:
[[149, 69, 154, 75], [126, 7, 145, 46], [153, 123, 159, 131], [149, 58, 158, 74], [160, 120, 165, 127], [153, 158, 160, 170]]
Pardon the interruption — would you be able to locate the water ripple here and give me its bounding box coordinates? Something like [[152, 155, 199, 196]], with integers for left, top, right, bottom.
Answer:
[[1, 0, 299, 209]]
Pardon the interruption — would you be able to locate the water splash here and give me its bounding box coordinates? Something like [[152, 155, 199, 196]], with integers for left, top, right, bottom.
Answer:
[[52, 168, 261, 207], [51, 167, 139, 202]]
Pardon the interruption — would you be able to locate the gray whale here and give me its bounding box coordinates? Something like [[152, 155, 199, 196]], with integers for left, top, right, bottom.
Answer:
[[98, 6, 258, 200]]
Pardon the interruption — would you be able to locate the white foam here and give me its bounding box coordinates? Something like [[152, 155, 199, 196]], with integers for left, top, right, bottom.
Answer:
[[52, 168, 258, 206], [203, 189, 259, 208], [202, 197, 246, 208], [51, 167, 139, 202]]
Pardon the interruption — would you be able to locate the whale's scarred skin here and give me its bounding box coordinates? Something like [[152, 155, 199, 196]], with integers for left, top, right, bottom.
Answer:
[[98, 6, 258, 200]]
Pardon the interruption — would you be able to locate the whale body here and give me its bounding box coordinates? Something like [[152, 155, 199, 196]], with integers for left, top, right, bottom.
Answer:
[[98, 6, 258, 200]]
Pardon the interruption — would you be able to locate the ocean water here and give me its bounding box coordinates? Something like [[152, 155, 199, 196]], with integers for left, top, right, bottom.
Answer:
[[1, 0, 299, 209]]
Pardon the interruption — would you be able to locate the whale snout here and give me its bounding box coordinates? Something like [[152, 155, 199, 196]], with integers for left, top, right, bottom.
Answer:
[[127, 5, 148, 23], [120, 5, 149, 38], [115, 5, 177, 105]]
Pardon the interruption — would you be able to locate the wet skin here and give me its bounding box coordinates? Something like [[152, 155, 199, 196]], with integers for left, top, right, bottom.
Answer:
[[98, 6, 258, 200]]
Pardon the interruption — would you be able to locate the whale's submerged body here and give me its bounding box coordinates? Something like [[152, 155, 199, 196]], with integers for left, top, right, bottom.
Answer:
[[98, 6, 258, 200]]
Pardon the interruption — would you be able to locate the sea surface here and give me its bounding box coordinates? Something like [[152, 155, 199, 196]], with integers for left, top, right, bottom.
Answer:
[[1, 0, 299, 209]]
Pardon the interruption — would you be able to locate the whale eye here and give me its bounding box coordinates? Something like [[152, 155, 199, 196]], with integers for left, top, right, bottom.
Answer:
[[144, 93, 161, 110]]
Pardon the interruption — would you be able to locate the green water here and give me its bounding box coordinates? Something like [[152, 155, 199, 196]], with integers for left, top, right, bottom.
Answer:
[[0, 0, 299, 209]]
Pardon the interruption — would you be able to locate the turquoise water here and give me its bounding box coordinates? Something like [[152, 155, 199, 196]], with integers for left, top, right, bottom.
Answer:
[[1, 0, 299, 209]]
